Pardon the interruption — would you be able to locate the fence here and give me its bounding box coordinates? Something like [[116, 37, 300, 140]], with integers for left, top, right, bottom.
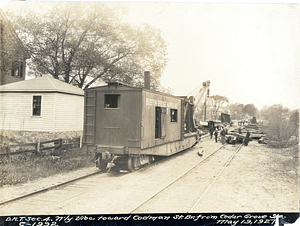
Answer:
[[0, 137, 82, 157]]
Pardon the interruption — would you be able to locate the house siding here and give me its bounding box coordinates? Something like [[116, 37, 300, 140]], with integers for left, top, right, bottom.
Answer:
[[1, 64, 26, 85], [53, 93, 84, 132], [0, 92, 55, 131]]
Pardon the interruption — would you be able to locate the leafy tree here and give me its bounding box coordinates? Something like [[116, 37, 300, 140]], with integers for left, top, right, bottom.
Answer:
[[264, 104, 298, 147], [6, 2, 168, 90], [260, 105, 276, 121], [225, 103, 245, 120], [243, 104, 259, 117], [289, 109, 299, 142], [207, 95, 229, 120], [224, 103, 258, 120]]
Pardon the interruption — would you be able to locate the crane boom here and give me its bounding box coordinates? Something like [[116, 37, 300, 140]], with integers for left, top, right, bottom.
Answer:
[[183, 80, 210, 120], [182, 80, 210, 133], [193, 80, 210, 113]]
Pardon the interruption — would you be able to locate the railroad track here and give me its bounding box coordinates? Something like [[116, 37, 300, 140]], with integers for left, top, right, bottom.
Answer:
[[0, 136, 242, 215], [0, 170, 103, 206], [0, 140, 196, 208], [128, 142, 244, 213], [0, 142, 198, 208], [0, 135, 211, 205]]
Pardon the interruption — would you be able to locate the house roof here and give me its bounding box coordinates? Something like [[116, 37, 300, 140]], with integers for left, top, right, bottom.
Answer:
[[0, 76, 84, 96], [0, 9, 30, 59]]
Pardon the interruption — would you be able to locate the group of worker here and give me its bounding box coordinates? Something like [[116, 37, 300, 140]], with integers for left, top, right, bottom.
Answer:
[[209, 125, 251, 146], [209, 125, 227, 144]]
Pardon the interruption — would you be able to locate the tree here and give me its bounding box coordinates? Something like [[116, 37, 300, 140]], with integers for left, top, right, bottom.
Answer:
[[264, 104, 298, 147], [224, 103, 245, 120], [260, 105, 270, 120], [289, 109, 299, 142], [6, 2, 168, 90], [243, 104, 259, 118], [207, 95, 229, 120]]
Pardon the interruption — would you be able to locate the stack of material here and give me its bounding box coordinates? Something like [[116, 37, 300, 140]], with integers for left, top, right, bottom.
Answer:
[[225, 124, 267, 145], [244, 124, 266, 140], [225, 135, 237, 144], [245, 124, 259, 130], [258, 137, 268, 144], [225, 133, 245, 144]]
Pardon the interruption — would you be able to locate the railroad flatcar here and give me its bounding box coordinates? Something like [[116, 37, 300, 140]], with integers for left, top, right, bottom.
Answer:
[[83, 72, 210, 172]]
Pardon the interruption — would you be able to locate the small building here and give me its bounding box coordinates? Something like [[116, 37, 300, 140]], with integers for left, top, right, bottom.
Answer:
[[0, 9, 29, 85], [220, 113, 231, 123], [0, 76, 84, 142]]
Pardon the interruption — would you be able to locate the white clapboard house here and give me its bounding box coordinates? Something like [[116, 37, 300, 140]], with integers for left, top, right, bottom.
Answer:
[[0, 76, 84, 142]]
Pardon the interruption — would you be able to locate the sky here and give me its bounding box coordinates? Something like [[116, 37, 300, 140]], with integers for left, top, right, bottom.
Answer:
[[2, 0, 300, 110], [125, 3, 300, 110]]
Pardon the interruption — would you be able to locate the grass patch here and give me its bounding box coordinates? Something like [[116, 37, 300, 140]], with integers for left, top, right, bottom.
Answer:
[[0, 147, 95, 187]]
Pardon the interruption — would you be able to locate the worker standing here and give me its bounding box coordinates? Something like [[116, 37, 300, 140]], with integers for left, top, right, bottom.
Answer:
[[220, 127, 226, 145], [209, 125, 214, 139], [224, 125, 228, 134], [238, 127, 242, 134], [244, 131, 251, 146], [214, 128, 219, 143]]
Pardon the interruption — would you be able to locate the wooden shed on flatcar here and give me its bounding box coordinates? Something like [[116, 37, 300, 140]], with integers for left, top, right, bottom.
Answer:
[[84, 73, 203, 171], [84, 82, 197, 154]]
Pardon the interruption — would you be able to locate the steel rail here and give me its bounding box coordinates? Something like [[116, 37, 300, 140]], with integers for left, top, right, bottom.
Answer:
[[127, 143, 226, 214], [188, 143, 244, 213], [0, 136, 210, 207], [0, 171, 102, 206], [0, 133, 222, 209]]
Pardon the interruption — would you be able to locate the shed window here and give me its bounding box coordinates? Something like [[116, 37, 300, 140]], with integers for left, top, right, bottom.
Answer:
[[11, 61, 24, 78], [32, 96, 41, 116], [170, 109, 178, 122], [105, 95, 119, 108]]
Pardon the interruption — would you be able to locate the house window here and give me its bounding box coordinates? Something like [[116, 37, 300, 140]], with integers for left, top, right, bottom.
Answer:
[[170, 109, 178, 122], [32, 96, 41, 116], [104, 95, 119, 108], [11, 61, 24, 78]]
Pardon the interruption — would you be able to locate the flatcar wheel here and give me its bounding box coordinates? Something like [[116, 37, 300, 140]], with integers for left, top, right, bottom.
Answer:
[[127, 156, 141, 172], [127, 156, 134, 172], [133, 156, 141, 169], [96, 154, 107, 171]]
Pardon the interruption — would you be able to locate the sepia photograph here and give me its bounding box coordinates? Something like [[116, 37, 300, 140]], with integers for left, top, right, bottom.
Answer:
[[0, 0, 299, 225]]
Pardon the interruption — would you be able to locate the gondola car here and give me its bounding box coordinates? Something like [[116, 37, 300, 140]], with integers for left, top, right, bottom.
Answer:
[[83, 72, 210, 172]]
